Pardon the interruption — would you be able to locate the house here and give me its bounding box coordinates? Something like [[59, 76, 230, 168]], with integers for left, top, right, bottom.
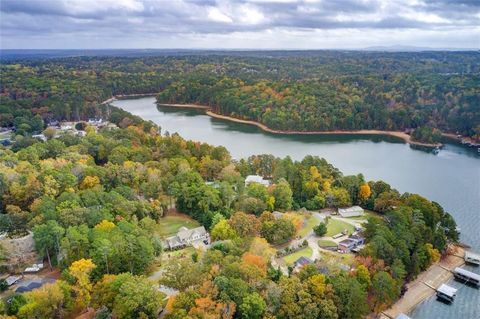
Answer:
[[338, 206, 364, 218], [24, 263, 44, 273], [337, 239, 357, 253], [245, 175, 270, 187], [32, 134, 47, 142], [294, 256, 314, 270], [15, 278, 56, 293], [337, 233, 365, 253], [349, 234, 365, 246], [88, 118, 103, 125], [165, 226, 210, 250]]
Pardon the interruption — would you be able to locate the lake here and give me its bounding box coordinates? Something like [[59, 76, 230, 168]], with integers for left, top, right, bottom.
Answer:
[[113, 97, 480, 319]]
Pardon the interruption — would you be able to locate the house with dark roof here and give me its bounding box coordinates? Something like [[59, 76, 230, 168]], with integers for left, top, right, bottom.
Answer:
[[165, 226, 210, 250], [294, 256, 314, 271], [337, 233, 365, 253]]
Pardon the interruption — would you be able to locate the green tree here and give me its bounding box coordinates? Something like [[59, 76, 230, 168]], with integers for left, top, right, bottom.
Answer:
[[313, 222, 327, 237], [33, 220, 65, 269], [240, 292, 266, 319], [272, 178, 293, 211]]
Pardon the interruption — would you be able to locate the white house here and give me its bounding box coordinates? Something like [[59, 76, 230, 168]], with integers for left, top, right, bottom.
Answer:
[[245, 175, 270, 187], [338, 206, 364, 218], [165, 226, 210, 250], [32, 134, 47, 142]]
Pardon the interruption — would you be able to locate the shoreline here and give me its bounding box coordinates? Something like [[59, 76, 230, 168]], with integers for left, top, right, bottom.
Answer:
[[380, 245, 466, 319], [157, 103, 443, 148]]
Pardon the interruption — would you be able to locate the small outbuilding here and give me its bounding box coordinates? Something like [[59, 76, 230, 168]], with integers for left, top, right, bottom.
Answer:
[[245, 175, 270, 187], [338, 206, 364, 218]]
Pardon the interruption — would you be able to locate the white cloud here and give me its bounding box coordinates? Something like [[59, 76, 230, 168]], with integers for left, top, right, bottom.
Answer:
[[237, 5, 266, 25], [0, 0, 478, 49], [207, 7, 233, 23]]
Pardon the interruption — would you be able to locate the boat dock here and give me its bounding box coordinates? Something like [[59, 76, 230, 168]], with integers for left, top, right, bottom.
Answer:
[[464, 251, 480, 266], [436, 284, 457, 303], [453, 267, 480, 286]]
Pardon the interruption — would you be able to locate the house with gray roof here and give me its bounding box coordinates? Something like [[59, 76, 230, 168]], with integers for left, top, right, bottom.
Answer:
[[165, 226, 210, 250]]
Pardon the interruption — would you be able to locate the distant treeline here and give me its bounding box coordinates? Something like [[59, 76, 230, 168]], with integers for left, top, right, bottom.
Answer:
[[1, 52, 479, 142]]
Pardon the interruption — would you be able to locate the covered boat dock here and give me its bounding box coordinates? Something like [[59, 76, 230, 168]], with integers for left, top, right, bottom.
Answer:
[[453, 267, 480, 286], [436, 284, 457, 303], [464, 251, 480, 266]]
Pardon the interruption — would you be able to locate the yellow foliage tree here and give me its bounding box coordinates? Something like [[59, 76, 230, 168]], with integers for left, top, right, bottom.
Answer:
[[43, 175, 59, 198], [69, 258, 96, 309], [18, 282, 71, 318], [249, 237, 275, 260], [308, 274, 327, 298], [425, 243, 441, 263], [359, 183, 372, 202], [80, 175, 100, 189], [94, 220, 116, 232], [322, 180, 331, 192]]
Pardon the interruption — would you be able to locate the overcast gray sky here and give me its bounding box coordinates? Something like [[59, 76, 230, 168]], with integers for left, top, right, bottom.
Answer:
[[1, 0, 479, 49]]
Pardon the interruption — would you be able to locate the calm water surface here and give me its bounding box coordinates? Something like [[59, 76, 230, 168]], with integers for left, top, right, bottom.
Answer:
[[114, 97, 480, 319]]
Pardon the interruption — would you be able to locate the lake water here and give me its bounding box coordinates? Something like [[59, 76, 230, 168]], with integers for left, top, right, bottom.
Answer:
[[113, 97, 480, 319]]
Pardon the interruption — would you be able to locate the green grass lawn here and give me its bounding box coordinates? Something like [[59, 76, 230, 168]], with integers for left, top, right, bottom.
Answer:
[[298, 215, 320, 237], [283, 247, 313, 265], [326, 219, 355, 237], [318, 239, 337, 248], [156, 215, 200, 237], [343, 209, 377, 220]]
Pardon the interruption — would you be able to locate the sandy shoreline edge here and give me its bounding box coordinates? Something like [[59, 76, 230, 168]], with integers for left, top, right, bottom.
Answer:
[[379, 246, 466, 319], [157, 103, 442, 148]]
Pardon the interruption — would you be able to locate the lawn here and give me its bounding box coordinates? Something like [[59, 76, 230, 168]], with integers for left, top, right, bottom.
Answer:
[[326, 218, 355, 237], [156, 215, 200, 237], [318, 239, 337, 248], [343, 209, 377, 220], [298, 215, 321, 237], [283, 247, 313, 265]]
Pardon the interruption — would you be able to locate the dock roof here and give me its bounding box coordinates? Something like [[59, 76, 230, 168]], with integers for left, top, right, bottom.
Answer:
[[454, 267, 480, 281], [437, 284, 457, 297], [465, 251, 480, 260]]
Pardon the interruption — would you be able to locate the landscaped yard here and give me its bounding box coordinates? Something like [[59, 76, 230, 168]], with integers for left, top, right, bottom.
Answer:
[[298, 215, 321, 237], [283, 247, 313, 265], [326, 218, 355, 237], [156, 215, 200, 237], [318, 239, 337, 248]]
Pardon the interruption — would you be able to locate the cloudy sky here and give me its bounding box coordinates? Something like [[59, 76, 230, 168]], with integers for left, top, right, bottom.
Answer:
[[1, 0, 479, 49]]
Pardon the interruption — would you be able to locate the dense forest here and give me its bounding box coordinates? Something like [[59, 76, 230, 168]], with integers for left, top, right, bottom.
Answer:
[[0, 108, 458, 318], [1, 51, 479, 142], [0, 51, 468, 318]]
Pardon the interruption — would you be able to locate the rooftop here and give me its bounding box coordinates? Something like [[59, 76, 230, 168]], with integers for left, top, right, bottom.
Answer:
[[454, 267, 480, 281], [295, 256, 313, 267], [437, 284, 457, 297], [465, 251, 480, 260], [338, 206, 364, 214]]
